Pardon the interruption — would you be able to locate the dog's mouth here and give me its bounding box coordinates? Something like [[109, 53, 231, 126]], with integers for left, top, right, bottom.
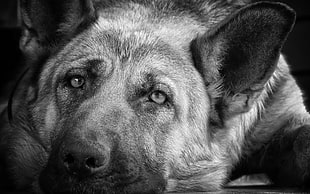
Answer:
[[39, 157, 165, 194], [39, 161, 138, 194], [40, 173, 141, 194]]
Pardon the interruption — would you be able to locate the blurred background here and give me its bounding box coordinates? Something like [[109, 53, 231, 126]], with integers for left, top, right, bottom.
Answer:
[[0, 0, 310, 108]]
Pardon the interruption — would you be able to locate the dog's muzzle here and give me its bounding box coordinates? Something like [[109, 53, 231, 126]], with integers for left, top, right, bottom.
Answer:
[[38, 131, 145, 194]]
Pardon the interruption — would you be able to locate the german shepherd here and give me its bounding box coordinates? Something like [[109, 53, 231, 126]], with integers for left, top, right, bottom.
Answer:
[[1, 0, 309, 193]]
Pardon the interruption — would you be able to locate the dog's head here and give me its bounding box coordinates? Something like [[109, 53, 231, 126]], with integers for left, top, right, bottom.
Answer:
[[2, 0, 295, 193]]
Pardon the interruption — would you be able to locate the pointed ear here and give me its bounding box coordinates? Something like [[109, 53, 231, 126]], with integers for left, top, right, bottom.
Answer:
[[19, 0, 96, 61], [191, 2, 295, 118]]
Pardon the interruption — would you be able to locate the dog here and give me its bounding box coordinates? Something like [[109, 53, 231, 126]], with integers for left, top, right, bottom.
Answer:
[[1, 0, 309, 193]]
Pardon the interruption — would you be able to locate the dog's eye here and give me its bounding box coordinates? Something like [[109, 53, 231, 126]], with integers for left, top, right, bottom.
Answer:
[[149, 91, 167, 105], [69, 76, 85, 88]]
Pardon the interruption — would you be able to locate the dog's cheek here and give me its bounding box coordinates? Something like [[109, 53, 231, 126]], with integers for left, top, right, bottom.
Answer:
[[156, 107, 176, 124], [8, 131, 47, 189], [129, 112, 174, 177], [163, 92, 210, 162], [31, 98, 58, 145], [163, 123, 188, 163], [42, 102, 58, 143]]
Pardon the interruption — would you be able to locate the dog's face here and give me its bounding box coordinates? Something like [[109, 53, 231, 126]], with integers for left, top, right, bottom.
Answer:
[[1, 0, 295, 193], [37, 25, 210, 193], [10, 13, 212, 193]]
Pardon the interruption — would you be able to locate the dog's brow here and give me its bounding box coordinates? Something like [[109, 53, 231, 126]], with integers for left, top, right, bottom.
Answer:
[[144, 73, 156, 84], [84, 59, 113, 76], [127, 73, 158, 101], [86, 59, 103, 67]]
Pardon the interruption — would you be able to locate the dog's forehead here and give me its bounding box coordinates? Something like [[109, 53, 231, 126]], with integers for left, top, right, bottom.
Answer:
[[53, 29, 188, 75], [46, 11, 205, 78], [93, 3, 207, 50]]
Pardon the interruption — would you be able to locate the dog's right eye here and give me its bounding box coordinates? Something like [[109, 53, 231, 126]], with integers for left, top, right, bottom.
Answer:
[[149, 91, 167, 105], [68, 76, 85, 88]]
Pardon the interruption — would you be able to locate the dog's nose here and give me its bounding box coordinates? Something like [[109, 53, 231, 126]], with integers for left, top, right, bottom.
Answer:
[[62, 143, 110, 177]]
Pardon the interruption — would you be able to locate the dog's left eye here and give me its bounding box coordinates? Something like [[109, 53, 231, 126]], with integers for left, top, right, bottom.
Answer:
[[149, 91, 167, 105], [69, 76, 85, 88]]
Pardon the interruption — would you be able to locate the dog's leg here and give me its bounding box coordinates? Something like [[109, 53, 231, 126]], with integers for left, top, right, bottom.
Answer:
[[231, 123, 310, 187], [259, 124, 310, 187]]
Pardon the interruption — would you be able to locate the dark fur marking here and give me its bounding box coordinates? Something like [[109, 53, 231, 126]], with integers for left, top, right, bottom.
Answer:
[[8, 68, 30, 124]]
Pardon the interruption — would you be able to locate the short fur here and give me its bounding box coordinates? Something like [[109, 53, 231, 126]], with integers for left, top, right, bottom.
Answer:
[[0, 0, 309, 193]]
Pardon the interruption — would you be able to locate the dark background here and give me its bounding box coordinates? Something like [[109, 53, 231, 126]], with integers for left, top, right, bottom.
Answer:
[[0, 0, 310, 107]]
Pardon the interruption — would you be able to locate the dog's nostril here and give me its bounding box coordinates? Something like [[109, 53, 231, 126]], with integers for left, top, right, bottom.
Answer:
[[85, 157, 101, 169], [64, 153, 75, 166]]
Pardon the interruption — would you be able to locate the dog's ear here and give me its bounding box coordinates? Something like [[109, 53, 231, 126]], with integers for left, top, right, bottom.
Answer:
[[191, 2, 295, 118], [19, 0, 96, 61]]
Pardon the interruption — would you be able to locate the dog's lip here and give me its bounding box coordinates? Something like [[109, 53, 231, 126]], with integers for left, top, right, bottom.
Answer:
[[92, 170, 142, 187], [47, 177, 143, 194]]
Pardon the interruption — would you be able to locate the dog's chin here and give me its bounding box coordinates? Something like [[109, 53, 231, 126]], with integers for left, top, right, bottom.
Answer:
[[38, 171, 166, 194], [72, 181, 164, 194], [40, 181, 156, 194], [39, 179, 165, 194]]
